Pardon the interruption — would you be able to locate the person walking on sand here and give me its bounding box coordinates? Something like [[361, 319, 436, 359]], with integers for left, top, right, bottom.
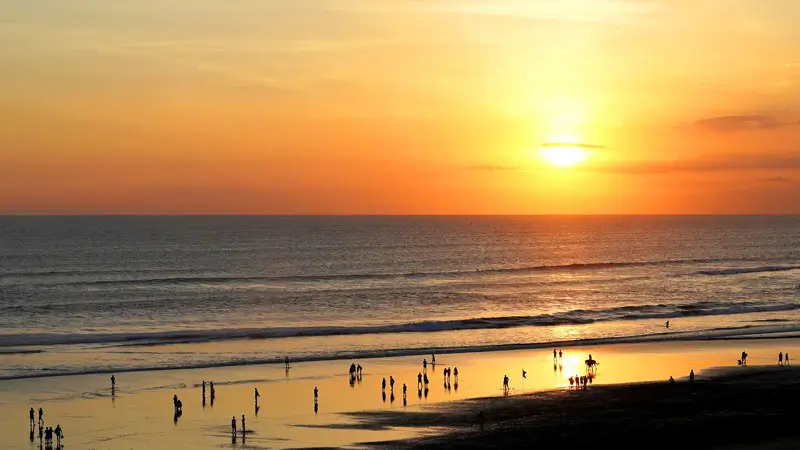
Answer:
[[231, 416, 236, 435], [417, 372, 423, 387], [54, 425, 62, 446], [779, 352, 784, 365], [38, 407, 44, 428], [29, 407, 34, 428]]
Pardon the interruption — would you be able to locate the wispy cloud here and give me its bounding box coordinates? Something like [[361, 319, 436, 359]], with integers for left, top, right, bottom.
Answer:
[[541, 142, 606, 149], [465, 164, 521, 171], [694, 115, 800, 132], [588, 153, 800, 175], [758, 176, 795, 183]]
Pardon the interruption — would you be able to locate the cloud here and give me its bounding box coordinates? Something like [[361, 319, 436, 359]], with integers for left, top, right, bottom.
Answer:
[[694, 115, 800, 132], [758, 176, 795, 183], [588, 153, 800, 175], [465, 164, 521, 171], [541, 142, 606, 149]]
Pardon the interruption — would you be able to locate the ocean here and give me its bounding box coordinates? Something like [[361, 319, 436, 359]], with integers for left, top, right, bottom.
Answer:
[[1, 215, 799, 380]]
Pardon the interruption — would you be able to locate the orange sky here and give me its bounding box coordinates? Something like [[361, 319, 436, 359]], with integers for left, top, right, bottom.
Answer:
[[2, 0, 800, 214]]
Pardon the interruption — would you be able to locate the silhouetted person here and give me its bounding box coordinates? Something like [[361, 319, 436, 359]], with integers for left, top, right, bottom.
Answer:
[[54, 425, 62, 446], [403, 383, 407, 399], [503, 375, 509, 391], [202, 380, 206, 397], [779, 352, 784, 365], [423, 373, 429, 385], [423, 358, 427, 373], [417, 372, 423, 387], [30, 407, 34, 427], [254, 387, 260, 406], [559, 349, 563, 360], [231, 416, 236, 435], [241, 415, 246, 436], [669, 376, 675, 384], [210, 381, 215, 399], [689, 369, 695, 382], [45, 427, 52, 446], [285, 356, 290, 370], [38, 408, 44, 428], [666, 320, 669, 329], [314, 386, 319, 403], [431, 353, 436, 366], [111, 375, 115, 388], [553, 349, 557, 360], [382, 377, 387, 391], [453, 367, 459, 382], [741, 351, 747, 365], [522, 369, 527, 379]]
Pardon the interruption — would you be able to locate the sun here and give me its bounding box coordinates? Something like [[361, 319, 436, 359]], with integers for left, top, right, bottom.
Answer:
[[540, 145, 588, 167]]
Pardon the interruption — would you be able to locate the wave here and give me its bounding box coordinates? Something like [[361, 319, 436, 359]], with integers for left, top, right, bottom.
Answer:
[[1, 300, 796, 349], [2, 323, 799, 381], [694, 265, 800, 276], [1, 257, 759, 287]]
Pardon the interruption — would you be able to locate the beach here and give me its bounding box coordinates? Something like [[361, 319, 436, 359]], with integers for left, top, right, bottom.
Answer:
[[2, 337, 798, 449]]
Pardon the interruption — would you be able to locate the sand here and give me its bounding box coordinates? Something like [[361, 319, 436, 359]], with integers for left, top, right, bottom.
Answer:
[[1, 338, 798, 449]]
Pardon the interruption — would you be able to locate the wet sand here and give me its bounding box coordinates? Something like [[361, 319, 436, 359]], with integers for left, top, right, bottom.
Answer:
[[0, 338, 797, 449], [353, 366, 800, 450]]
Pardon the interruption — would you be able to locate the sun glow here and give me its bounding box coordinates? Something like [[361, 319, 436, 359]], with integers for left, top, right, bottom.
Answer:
[[540, 145, 588, 167]]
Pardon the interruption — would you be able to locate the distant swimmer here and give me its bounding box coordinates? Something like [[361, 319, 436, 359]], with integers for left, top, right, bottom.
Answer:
[[522, 369, 527, 379], [666, 321, 670, 329]]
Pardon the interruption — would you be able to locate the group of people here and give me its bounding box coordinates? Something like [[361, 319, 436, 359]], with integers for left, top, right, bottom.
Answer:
[[568, 374, 591, 389], [29, 407, 63, 448], [778, 352, 790, 365], [201, 380, 216, 405]]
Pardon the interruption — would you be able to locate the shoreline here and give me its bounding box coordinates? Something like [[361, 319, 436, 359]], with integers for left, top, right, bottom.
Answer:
[[4, 327, 800, 382], [350, 365, 800, 449]]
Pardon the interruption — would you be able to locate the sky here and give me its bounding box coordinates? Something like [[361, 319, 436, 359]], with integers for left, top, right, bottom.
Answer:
[[1, 0, 800, 214]]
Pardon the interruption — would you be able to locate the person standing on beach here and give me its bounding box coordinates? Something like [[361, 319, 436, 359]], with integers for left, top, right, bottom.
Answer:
[[382, 378, 387, 391], [417, 372, 423, 387], [779, 352, 784, 365], [390, 376, 395, 392], [503, 375, 509, 391], [38, 407, 44, 428], [403, 383, 407, 400], [254, 387, 260, 407], [210, 381, 215, 399], [558, 349, 562, 361], [29, 407, 34, 428], [553, 349, 557, 361], [314, 386, 319, 403], [453, 367, 459, 383], [666, 320, 670, 329], [231, 416, 236, 435], [741, 351, 747, 365], [431, 354, 436, 366], [241, 415, 246, 435], [285, 356, 290, 370], [522, 369, 527, 379], [111, 375, 115, 389], [689, 370, 695, 382], [423, 358, 427, 374], [786, 353, 790, 365], [55, 424, 62, 446]]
